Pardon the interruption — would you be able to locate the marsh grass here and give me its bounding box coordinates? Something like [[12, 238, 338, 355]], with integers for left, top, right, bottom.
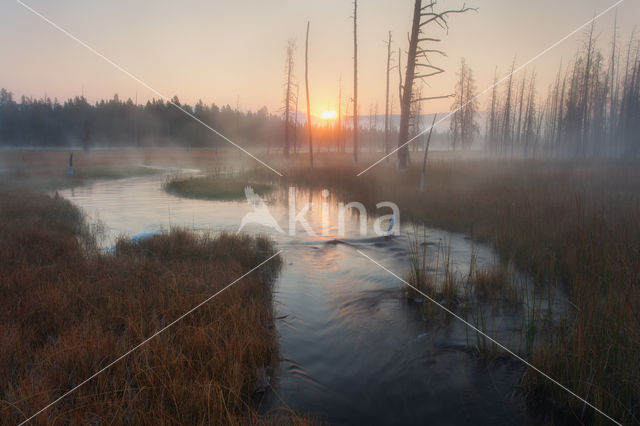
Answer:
[[407, 234, 434, 300], [407, 230, 523, 362], [473, 265, 513, 301], [3, 162, 161, 192], [258, 154, 640, 424], [163, 169, 273, 201], [0, 186, 315, 425]]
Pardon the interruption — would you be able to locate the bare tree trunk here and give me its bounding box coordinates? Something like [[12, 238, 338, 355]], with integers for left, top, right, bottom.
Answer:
[[459, 64, 464, 151], [396, 0, 472, 168], [373, 102, 379, 151], [384, 31, 392, 162], [294, 84, 299, 154], [503, 58, 515, 158], [463, 67, 477, 150], [549, 65, 562, 154], [397, 0, 422, 169], [609, 14, 618, 148], [557, 73, 567, 156], [338, 76, 342, 153], [353, 0, 359, 163], [581, 20, 595, 157], [305, 21, 313, 169], [420, 113, 437, 191], [398, 48, 403, 108], [284, 54, 292, 159], [487, 68, 498, 154], [452, 61, 465, 152], [523, 72, 537, 158], [283, 40, 295, 159], [368, 103, 373, 152], [516, 73, 526, 153]]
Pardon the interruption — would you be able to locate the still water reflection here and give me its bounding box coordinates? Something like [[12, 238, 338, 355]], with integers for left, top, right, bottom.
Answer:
[[60, 174, 536, 425]]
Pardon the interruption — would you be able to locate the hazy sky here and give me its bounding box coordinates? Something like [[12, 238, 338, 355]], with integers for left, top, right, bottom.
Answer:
[[1, 0, 637, 116]]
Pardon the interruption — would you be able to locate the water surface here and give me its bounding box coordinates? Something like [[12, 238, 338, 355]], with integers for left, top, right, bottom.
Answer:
[[60, 174, 538, 425]]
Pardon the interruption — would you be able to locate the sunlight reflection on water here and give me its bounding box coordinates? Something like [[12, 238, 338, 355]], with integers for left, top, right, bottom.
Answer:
[[59, 174, 539, 425]]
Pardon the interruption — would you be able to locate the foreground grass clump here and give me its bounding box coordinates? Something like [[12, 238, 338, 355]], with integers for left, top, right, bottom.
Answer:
[[257, 154, 640, 425], [0, 187, 313, 424], [164, 170, 273, 201]]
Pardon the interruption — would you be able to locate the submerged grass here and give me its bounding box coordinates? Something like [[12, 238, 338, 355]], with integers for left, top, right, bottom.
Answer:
[[254, 154, 640, 425], [406, 230, 524, 359], [0, 185, 314, 425]]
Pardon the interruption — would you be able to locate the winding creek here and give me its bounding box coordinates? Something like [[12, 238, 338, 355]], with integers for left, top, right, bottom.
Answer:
[[58, 173, 548, 425]]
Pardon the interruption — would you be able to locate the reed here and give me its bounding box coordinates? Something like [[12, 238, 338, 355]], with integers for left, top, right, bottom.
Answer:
[[259, 154, 640, 424], [0, 185, 315, 425]]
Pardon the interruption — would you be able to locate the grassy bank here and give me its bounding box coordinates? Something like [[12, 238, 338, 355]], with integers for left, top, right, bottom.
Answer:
[[253, 154, 639, 425], [0, 150, 168, 191], [0, 185, 310, 424], [164, 171, 273, 201]]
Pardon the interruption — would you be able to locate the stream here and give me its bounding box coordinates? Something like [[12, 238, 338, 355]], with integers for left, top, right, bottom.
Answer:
[[59, 173, 541, 425]]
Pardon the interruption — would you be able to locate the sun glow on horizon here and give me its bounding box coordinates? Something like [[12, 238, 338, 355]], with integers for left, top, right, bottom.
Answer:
[[321, 110, 337, 120]]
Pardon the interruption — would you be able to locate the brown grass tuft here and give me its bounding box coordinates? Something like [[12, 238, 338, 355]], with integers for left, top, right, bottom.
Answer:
[[0, 186, 316, 425], [256, 155, 640, 424]]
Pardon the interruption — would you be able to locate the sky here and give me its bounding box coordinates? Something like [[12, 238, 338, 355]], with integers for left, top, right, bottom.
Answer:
[[0, 0, 638, 117]]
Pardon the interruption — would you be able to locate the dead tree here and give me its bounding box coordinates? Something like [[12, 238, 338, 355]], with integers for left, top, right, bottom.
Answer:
[[503, 58, 515, 157], [608, 14, 618, 144], [373, 101, 379, 151], [305, 22, 313, 169], [368, 103, 374, 151], [580, 20, 596, 157], [486, 68, 499, 153], [397, 0, 474, 169], [294, 84, 299, 154], [283, 39, 296, 159], [398, 47, 403, 108], [384, 31, 393, 161], [338, 76, 343, 152], [450, 59, 467, 151], [516, 74, 526, 148], [353, 0, 359, 163], [462, 65, 479, 150], [409, 85, 424, 148], [523, 71, 538, 157], [420, 113, 437, 191]]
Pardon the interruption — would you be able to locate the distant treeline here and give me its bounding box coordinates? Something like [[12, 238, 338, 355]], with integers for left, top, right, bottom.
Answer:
[[0, 89, 452, 152], [2, 22, 637, 157], [485, 23, 640, 159], [0, 91, 285, 149]]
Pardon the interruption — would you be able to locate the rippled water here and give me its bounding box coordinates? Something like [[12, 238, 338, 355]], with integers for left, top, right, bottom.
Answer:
[[59, 174, 540, 425]]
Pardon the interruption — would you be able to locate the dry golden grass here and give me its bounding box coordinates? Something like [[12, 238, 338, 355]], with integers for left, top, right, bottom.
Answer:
[[0, 148, 259, 192], [0, 185, 316, 425], [254, 154, 640, 425], [4, 149, 638, 423]]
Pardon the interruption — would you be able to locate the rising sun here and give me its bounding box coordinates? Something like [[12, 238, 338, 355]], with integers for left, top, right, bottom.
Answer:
[[321, 110, 337, 119]]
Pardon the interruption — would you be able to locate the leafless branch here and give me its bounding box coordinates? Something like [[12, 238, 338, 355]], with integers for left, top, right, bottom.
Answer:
[[411, 94, 453, 103], [414, 71, 444, 79], [415, 63, 445, 72]]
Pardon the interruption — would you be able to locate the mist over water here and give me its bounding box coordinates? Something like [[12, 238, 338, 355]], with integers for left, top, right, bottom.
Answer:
[[1, 0, 639, 422], [56, 173, 547, 424]]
